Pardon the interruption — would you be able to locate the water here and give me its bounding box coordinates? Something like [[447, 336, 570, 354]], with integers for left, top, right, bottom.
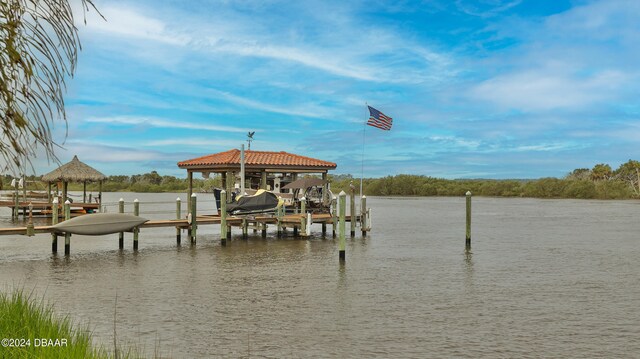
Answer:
[[1, 194, 639, 358]]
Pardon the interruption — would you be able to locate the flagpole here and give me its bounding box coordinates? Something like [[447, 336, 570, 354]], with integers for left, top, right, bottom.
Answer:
[[360, 103, 367, 198]]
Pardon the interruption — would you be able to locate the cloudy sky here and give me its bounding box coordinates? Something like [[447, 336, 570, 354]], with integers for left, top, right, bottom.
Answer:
[[37, 0, 640, 178]]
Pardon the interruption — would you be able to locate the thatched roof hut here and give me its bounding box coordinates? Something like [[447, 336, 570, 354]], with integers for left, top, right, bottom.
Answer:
[[42, 155, 106, 182], [42, 155, 106, 203]]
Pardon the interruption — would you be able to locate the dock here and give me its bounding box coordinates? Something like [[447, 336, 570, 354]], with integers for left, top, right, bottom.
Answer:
[[0, 191, 371, 261]]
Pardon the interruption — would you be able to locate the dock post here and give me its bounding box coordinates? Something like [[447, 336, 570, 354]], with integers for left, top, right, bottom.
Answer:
[[306, 212, 312, 236], [26, 202, 35, 236], [190, 193, 197, 244], [261, 223, 267, 238], [51, 198, 58, 253], [361, 195, 367, 237], [350, 189, 356, 237], [176, 197, 181, 245], [338, 191, 346, 262], [277, 205, 283, 238], [133, 199, 139, 251], [297, 197, 306, 237], [13, 189, 18, 219], [220, 190, 227, 245], [242, 218, 248, 240], [322, 223, 326, 236], [118, 198, 124, 249], [64, 200, 71, 256], [466, 191, 472, 250], [331, 196, 337, 238]]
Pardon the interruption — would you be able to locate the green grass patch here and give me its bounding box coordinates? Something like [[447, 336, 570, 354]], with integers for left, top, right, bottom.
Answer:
[[0, 289, 149, 358]]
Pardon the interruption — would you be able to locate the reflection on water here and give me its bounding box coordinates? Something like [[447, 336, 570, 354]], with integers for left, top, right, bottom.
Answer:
[[1, 195, 640, 357]]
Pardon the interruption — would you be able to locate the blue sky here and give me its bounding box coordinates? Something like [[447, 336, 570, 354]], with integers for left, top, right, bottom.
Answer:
[[35, 0, 640, 178]]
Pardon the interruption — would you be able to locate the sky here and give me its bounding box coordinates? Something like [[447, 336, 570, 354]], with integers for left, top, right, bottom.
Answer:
[[30, 0, 640, 178]]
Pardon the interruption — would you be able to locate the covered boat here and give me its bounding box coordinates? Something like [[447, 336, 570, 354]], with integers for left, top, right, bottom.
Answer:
[[226, 190, 283, 215]]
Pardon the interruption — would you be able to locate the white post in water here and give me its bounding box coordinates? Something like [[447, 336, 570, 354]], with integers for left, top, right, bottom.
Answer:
[[360, 195, 367, 237], [133, 199, 140, 251], [190, 193, 197, 244], [466, 191, 472, 250], [51, 197, 59, 253], [331, 196, 337, 238], [338, 191, 346, 262], [176, 197, 181, 245], [64, 200, 71, 256], [221, 190, 228, 245], [240, 144, 246, 195], [118, 198, 124, 250]]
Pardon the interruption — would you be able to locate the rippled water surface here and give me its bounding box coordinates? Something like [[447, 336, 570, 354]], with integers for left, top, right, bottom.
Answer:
[[1, 193, 639, 358]]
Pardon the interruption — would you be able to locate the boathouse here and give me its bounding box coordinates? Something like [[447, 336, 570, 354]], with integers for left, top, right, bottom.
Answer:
[[177, 149, 337, 201]]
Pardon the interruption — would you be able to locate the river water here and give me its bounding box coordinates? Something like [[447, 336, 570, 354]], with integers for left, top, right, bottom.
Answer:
[[1, 193, 639, 358]]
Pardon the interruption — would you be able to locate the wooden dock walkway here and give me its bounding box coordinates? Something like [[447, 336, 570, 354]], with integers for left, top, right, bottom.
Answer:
[[0, 213, 353, 236]]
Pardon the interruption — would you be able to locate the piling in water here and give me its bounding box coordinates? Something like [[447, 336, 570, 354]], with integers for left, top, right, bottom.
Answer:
[[361, 195, 367, 237], [118, 198, 124, 249], [51, 198, 58, 253], [220, 191, 227, 245], [331, 197, 337, 238], [133, 199, 140, 251], [190, 193, 197, 244], [176, 197, 181, 245], [339, 191, 346, 262], [350, 188, 356, 237], [64, 201, 71, 256], [466, 191, 472, 250]]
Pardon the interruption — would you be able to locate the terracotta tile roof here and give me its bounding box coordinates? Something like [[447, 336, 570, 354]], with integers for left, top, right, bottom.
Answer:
[[178, 149, 337, 169]]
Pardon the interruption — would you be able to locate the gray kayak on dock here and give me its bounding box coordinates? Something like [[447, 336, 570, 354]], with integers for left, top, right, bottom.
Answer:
[[51, 213, 148, 235]]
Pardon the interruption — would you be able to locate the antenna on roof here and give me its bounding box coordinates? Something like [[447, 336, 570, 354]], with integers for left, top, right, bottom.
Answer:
[[247, 131, 255, 150]]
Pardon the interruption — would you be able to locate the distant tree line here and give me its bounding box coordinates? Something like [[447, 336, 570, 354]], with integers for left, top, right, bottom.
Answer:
[[2, 160, 639, 199], [329, 160, 640, 200]]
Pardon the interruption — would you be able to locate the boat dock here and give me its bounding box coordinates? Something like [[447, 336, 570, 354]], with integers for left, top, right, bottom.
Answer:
[[0, 191, 371, 262]]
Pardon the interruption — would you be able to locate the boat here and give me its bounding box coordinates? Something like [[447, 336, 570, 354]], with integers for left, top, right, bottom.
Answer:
[[51, 213, 148, 235], [225, 189, 283, 216], [282, 177, 333, 213]]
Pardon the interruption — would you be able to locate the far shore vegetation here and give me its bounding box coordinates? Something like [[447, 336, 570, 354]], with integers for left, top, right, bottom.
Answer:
[[3, 160, 640, 200]]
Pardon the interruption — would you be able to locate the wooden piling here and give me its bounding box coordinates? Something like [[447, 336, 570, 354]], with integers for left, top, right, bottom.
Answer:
[[51, 198, 58, 253], [242, 218, 248, 240], [338, 191, 346, 262], [350, 189, 356, 237], [331, 196, 337, 238], [298, 197, 306, 237], [190, 193, 197, 244], [261, 223, 267, 238], [64, 200, 71, 256], [13, 189, 18, 219], [466, 191, 472, 250], [220, 190, 227, 245], [306, 212, 312, 236], [277, 205, 283, 238], [133, 199, 140, 251], [361, 195, 367, 237], [118, 198, 124, 249], [26, 202, 35, 236], [176, 197, 181, 245]]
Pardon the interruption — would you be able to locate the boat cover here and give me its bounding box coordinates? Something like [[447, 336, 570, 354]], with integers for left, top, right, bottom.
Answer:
[[226, 190, 282, 215], [51, 213, 148, 235]]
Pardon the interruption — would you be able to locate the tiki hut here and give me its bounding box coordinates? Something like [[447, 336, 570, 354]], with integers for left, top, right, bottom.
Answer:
[[41, 155, 106, 204]]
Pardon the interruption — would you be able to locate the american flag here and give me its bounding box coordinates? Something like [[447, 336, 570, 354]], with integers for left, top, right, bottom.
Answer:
[[367, 106, 393, 131]]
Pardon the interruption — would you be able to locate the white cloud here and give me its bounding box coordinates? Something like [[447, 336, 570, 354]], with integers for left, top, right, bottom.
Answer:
[[84, 116, 248, 133], [470, 69, 628, 111]]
